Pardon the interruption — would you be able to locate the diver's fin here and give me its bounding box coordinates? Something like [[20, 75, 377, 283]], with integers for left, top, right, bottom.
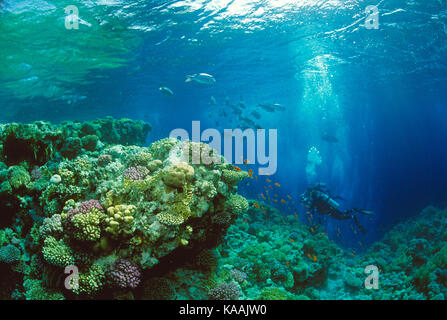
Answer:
[[353, 208, 374, 216], [353, 216, 367, 235]]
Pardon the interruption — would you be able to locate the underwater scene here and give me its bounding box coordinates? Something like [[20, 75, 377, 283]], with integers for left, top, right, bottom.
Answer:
[[0, 0, 447, 302]]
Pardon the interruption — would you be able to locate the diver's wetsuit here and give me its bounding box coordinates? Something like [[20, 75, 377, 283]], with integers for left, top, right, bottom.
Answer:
[[301, 184, 373, 234]]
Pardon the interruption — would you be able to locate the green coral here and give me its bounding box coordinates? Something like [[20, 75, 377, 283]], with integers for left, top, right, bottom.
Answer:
[[81, 134, 99, 151], [224, 194, 249, 216], [8, 166, 30, 189], [0, 244, 21, 264], [221, 169, 249, 186], [42, 236, 74, 268], [71, 208, 106, 241], [23, 279, 64, 300], [72, 264, 106, 295], [257, 287, 289, 300], [148, 137, 177, 160]]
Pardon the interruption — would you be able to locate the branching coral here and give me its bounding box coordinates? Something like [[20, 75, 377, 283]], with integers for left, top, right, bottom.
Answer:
[[208, 282, 240, 300], [42, 236, 74, 268], [110, 259, 141, 289], [71, 208, 106, 242], [39, 214, 63, 239]]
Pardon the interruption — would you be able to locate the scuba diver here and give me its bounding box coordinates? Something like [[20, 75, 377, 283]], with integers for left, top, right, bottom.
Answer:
[[300, 183, 373, 234]]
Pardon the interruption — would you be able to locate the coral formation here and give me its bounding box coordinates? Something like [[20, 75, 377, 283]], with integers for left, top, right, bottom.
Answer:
[[1, 117, 445, 301], [0, 118, 250, 299]]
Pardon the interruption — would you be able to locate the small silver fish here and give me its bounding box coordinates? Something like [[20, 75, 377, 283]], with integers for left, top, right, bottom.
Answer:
[[159, 86, 174, 96], [209, 96, 217, 105], [185, 73, 216, 85]]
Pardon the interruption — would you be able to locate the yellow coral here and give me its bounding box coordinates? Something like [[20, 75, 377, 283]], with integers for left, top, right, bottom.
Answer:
[[105, 204, 136, 237], [162, 162, 194, 188], [157, 184, 194, 226], [222, 169, 249, 186]]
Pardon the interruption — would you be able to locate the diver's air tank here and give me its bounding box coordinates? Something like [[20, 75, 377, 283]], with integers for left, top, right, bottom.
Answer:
[[319, 192, 340, 208]]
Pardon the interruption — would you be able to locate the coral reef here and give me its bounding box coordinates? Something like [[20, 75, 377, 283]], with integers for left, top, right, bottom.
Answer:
[[1, 118, 446, 300], [0, 119, 249, 299]]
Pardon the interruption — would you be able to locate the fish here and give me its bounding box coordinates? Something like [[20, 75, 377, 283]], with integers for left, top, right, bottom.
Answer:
[[209, 96, 217, 105], [290, 238, 294, 242], [287, 195, 292, 199], [253, 203, 260, 209], [185, 73, 216, 85], [248, 169, 254, 174], [313, 255, 317, 262], [251, 110, 261, 119], [281, 199, 286, 204], [266, 179, 272, 183], [233, 166, 242, 171], [274, 183, 280, 187], [322, 133, 338, 143], [258, 103, 285, 112], [258, 103, 276, 112], [286, 261, 290, 268], [159, 86, 174, 96]]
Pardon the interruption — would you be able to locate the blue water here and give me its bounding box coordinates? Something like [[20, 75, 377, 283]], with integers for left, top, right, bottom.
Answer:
[[2, 0, 447, 249]]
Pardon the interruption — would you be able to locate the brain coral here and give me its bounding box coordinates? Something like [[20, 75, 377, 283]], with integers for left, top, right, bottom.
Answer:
[[225, 194, 249, 216], [162, 162, 194, 188]]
